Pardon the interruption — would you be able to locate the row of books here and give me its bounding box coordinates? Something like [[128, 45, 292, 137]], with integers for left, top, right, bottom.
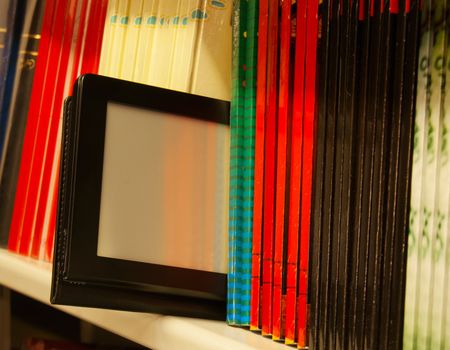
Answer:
[[0, 0, 231, 262], [227, 0, 450, 349], [228, 0, 318, 347]]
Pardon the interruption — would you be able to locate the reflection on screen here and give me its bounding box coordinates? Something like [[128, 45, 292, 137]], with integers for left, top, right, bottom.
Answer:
[[97, 102, 229, 274]]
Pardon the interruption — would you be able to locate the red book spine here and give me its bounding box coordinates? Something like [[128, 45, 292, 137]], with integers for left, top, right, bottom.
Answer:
[[68, 0, 89, 86], [30, 0, 84, 259], [250, 0, 269, 331], [359, 0, 366, 20], [80, 0, 108, 75], [43, 0, 108, 262], [18, 0, 73, 256], [7, 0, 57, 253], [272, 0, 292, 340], [284, 0, 307, 343], [390, 0, 399, 13], [261, 0, 279, 336], [296, 0, 318, 346]]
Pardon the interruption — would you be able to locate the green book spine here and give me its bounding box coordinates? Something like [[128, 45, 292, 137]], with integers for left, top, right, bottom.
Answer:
[[237, 0, 258, 325], [227, 0, 247, 325]]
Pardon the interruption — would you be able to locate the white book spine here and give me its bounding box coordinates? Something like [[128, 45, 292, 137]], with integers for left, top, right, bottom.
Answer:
[[403, 22, 430, 350], [429, 6, 449, 347], [416, 2, 445, 347], [440, 39, 450, 350]]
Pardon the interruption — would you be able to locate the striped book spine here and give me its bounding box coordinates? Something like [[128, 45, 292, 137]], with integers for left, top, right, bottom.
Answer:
[[238, 0, 258, 326], [227, 0, 247, 325]]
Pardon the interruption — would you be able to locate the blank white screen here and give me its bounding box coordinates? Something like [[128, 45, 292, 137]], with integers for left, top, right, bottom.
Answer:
[[97, 102, 229, 274]]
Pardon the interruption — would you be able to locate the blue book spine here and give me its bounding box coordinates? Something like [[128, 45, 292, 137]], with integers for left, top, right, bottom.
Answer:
[[0, 0, 25, 162]]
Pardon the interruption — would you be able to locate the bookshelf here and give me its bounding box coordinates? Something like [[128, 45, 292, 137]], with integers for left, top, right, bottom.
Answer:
[[0, 248, 288, 350]]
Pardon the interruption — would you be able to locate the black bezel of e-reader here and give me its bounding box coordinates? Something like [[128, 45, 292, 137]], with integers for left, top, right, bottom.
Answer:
[[50, 74, 230, 320]]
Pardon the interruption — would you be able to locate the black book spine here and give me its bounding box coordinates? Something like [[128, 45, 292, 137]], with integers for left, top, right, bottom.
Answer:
[[0, 0, 45, 246], [309, 0, 331, 347]]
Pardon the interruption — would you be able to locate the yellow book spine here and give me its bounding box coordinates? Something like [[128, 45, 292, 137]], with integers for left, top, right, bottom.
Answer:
[[146, 0, 180, 88], [120, 0, 144, 81], [168, 0, 200, 93], [190, 0, 231, 101], [98, 0, 119, 75], [108, 0, 130, 78], [133, 0, 158, 83]]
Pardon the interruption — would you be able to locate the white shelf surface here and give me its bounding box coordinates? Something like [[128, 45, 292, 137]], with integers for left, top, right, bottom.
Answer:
[[0, 249, 288, 350]]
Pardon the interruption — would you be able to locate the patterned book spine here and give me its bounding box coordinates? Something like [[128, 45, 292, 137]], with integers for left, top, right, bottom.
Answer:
[[428, 3, 449, 347], [403, 4, 430, 349], [227, 0, 246, 325], [239, 0, 257, 326], [443, 39, 450, 350], [415, 1, 445, 347]]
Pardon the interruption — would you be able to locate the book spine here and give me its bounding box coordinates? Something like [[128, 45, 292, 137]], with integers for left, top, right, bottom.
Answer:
[[147, 0, 180, 88], [0, 0, 23, 161], [285, 0, 307, 343], [108, 0, 129, 78], [415, 1, 444, 347], [0, 0, 45, 247], [239, 0, 258, 327], [297, 0, 318, 346], [168, 0, 199, 92], [250, 0, 268, 331], [0, 0, 11, 111], [190, 0, 232, 101], [272, 0, 292, 340], [98, 0, 119, 76], [227, 0, 245, 325], [78, 0, 108, 76], [427, 2, 448, 347], [261, 0, 279, 336], [442, 42, 450, 350], [7, 0, 57, 253], [120, 0, 143, 81], [132, 0, 158, 83]]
